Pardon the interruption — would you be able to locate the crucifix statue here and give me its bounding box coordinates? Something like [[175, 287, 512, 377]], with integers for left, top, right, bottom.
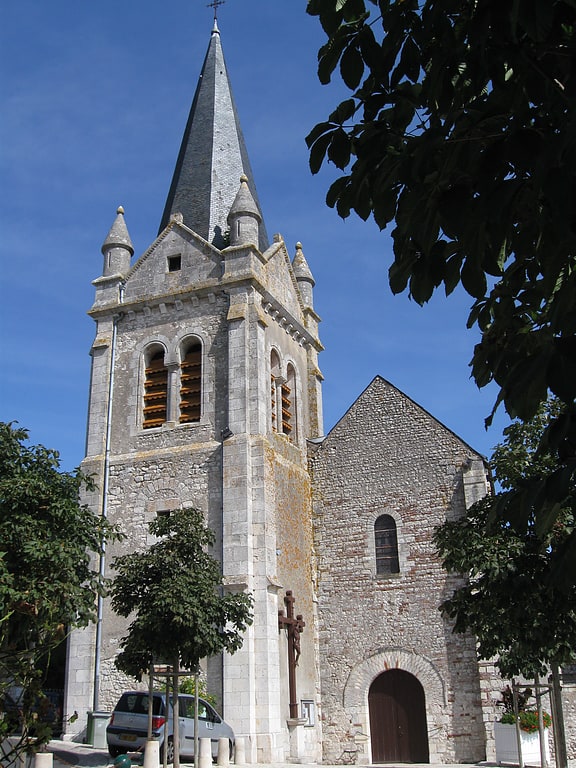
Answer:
[[278, 590, 305, 719]]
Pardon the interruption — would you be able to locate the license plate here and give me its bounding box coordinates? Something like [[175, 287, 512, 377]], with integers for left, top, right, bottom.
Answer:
[[120, 734, 138, 742]]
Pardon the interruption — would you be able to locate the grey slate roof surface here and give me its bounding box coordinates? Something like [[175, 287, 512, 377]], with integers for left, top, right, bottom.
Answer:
[[158, 22, 269, 251]]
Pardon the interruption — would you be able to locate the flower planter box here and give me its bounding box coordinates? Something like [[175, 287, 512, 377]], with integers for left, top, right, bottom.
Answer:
[[494, 722, 550, 766]]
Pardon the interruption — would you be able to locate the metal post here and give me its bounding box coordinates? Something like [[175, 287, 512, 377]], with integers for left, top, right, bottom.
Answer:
[[550, 666, 568, 768], [163, 675, 170, 768], [173, 661, 180, 768], [148, 667, 154, 741], [534, 673, 548, 768], [512, 680, 524, 768], [194, 671, 199, 768]]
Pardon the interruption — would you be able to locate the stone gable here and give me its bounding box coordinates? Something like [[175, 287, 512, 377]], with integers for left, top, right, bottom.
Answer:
[[124, 224, 222, 304], [310, 375, 491, 764]]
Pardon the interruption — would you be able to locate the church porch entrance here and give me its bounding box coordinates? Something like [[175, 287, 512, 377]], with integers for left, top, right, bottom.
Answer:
[[368, 669, 430, 763]]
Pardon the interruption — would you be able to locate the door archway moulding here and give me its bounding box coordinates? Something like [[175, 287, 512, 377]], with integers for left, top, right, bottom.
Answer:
[[343, 647, 447, 709], [342, 647, 448, 764]]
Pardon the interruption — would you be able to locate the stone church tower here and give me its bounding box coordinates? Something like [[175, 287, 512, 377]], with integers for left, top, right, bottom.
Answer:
[[64, 21, 323, 763], [64, 17, 576, 768]]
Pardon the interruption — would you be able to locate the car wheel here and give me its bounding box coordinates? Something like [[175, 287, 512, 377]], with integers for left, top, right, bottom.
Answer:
[[161, 737, 174, 764], [108, 747, 127, 759]]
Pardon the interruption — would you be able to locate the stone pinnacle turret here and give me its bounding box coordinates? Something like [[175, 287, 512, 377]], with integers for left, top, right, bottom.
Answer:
[[101, 205, 133, 277]]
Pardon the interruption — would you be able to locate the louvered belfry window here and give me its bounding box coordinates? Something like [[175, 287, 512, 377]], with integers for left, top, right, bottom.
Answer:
[[281, 364, 296, 440], [143, 350, 168, 429], [270, 350, 281, 433], [271, 375, 278, 432], [375, 515, 400, 574], [281, 383, 292, 435], [180, 342, 202, 423]]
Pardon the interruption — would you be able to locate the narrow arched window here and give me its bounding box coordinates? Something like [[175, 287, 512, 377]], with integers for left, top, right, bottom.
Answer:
[[271, 350, 281, 433], [180, 341, 202, 423], [282, 364, 296, 440], [374, 515, 399, 574], [143, 349, 168, 429]]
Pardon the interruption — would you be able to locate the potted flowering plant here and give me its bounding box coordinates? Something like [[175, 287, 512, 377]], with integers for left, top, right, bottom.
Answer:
[[494, 686, 551, 765], [501, 709, 552, 733]]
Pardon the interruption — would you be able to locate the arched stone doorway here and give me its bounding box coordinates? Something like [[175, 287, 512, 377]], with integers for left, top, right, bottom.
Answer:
[[369, 669, 430, 763]]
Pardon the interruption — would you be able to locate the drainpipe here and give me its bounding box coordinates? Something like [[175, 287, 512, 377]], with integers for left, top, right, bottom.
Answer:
[[220, 426, 233, 710], [93, 296, 124, 711]]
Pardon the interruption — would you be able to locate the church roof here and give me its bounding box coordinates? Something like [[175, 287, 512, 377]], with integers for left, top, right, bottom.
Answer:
[[158, 21, 269, 251]]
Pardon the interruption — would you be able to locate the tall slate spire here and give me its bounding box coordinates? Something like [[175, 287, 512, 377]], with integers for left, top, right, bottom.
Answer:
[[159, 21, 268, 251]]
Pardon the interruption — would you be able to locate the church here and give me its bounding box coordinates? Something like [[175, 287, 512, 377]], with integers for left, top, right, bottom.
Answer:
[[63, 19, 529, 765]]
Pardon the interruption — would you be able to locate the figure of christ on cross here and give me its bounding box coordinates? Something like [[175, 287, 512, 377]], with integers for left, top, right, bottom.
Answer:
[[278, 590, 306, 719]]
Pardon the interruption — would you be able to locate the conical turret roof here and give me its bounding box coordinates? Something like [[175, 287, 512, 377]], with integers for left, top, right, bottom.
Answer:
[[101, 206, 134, 256], [292, 241, 314, 285], [159, 22, 268, 251]]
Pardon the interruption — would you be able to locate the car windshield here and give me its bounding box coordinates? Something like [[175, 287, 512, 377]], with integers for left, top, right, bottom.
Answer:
[[115, 693, 163, 716]]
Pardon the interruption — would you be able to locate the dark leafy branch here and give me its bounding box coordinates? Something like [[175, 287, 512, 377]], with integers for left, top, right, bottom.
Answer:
[[306, 0, 576, 589], [435, 400, 576, 678]]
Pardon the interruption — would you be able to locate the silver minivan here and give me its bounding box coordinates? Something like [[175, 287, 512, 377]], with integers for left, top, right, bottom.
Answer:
[[106, 691, 234, 762]]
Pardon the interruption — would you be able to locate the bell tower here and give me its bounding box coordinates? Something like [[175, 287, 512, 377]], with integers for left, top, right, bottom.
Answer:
[[64, 20, 323, 764]]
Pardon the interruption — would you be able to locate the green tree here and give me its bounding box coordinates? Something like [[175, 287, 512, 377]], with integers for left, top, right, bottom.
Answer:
[[177, 675, 215, 707], [110, 508, 253, 765], [0, 422, 119, 761], [305, 0, 576, 586], [434, 399, 576, 679]]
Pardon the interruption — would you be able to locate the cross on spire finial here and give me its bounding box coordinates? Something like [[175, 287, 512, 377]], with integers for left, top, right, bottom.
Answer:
[[207, 0, 225, 20]]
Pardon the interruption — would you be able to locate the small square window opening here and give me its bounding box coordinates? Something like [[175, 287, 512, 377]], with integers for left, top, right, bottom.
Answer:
[[168, 255, 182, 272]]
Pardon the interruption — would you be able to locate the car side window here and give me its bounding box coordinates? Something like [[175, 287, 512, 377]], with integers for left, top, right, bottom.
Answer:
[[205, 703, 221, 723], [178, 697, 208, 719]]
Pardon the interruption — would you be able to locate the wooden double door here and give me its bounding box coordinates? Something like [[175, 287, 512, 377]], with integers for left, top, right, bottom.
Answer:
[[369, 669, 430, 763]]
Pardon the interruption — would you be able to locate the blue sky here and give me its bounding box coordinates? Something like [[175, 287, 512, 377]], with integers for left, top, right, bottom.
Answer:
[[0, 0, 510, 472]]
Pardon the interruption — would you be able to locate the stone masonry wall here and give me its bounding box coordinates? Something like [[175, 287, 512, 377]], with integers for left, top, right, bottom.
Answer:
[[97, 444, 222, 713], [311, 376, 491, 765]]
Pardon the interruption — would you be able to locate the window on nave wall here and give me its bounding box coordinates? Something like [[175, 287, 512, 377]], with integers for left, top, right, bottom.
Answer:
[[374, 514, 400, 575], [180, 341, 202, 424], [143, 349, 168, 429]]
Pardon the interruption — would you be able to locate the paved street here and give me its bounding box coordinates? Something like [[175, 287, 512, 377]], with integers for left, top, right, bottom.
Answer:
[[38, 739, 527, 768], [45, 739, 478, 768], [33, 739, 574, 768]]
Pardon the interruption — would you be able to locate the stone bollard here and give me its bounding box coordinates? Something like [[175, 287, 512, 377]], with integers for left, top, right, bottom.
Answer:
[[143, 740, 160, 768], [34, 754, 53, 768], [198, 737, 212, 768], [233, 737, 245, 765], [217, 737, 230, 767]]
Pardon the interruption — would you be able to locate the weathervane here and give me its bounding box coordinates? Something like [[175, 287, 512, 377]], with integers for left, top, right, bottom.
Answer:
[[207, 0, 226, 20]]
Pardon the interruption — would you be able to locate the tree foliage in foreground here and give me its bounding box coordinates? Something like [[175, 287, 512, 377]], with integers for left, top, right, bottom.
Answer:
[[305, 0, 576, 587], [434, 400, 576, 678], [0, 422, 118, 760], [110, 508, 253, 680]]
